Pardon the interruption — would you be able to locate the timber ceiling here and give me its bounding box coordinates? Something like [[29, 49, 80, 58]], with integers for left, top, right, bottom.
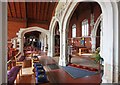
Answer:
[[72, 2, 101, 20], [8, 2, 58, 28]]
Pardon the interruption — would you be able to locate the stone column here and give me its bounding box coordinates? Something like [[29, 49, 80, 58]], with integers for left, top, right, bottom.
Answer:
[[58, 29, 64, 66], [43, 35, 47, 52], [91, 36, 96, 52], [39, 33, 44, 51], [0, 2, 7, 84], [59, 29, 68, 66], [50, 31, 55, 57], [12, 38, 17, 48], [20, 37, 24, 55], [47, 34, 51, 56]]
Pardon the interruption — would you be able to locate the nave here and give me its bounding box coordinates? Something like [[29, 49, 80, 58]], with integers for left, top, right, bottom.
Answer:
[[9, 48, 102, 84]]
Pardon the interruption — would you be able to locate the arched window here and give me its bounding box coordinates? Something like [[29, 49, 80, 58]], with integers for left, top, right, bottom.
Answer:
[[82, 19, 89, 36], [72, 24, 76, 38]]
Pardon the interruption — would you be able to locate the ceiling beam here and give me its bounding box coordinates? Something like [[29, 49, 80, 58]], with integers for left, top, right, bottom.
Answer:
[[90, 3, 93, 14], [19, 2, 22, 18], [42, 2, 46, 21], [44, 2, 48, 21], [39, 3, 42, 20], [8, 17, 26, 22], [13, 2, 17, 18], [52, 2, 58, 16], [40, 2, 43, 21], [8, 2, 13, 17], [46, 2, 50, 21], [32, 2, 34, 21], [8, 17, 49, 25], [36, 2, 38, 20], [51, 3, 56, 16], [37, 2, 40, 20], [28, 19, 49, 25], [25, 2, 28, 27]]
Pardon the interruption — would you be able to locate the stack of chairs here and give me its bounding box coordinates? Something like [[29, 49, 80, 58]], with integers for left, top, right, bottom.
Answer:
[[34, 63, 48, 84]]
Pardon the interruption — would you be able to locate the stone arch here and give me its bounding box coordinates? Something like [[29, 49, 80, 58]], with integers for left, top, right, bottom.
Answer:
[[49, 17, 61, 57], [91, 14, 102, 36], [0, 1, 119, 84], [60, 1, 118, 83], [18, 26, 50, 55], [91, 14, 102, 52], [21, 27, 49, 36]]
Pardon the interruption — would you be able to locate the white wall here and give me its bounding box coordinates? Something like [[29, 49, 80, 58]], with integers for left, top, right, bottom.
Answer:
[[39, 32, 46, 51], [0, 2, 7, 84]]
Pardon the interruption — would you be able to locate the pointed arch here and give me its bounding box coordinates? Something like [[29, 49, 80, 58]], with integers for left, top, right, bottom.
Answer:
[[17, 26, 50, 55], [49, 16, 61, 57], [60, 1, 119, 83]]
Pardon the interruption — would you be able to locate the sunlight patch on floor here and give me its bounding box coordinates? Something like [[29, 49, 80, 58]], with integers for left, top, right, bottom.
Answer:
[[22, 67, 33, 75], [81, 53, 92, 56]]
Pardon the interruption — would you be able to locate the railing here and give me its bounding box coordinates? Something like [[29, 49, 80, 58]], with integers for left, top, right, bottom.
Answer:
[[7, 51, 21, 70]]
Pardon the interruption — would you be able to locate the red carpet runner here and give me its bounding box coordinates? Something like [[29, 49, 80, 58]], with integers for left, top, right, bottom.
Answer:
[[68, 63, 98, 72]]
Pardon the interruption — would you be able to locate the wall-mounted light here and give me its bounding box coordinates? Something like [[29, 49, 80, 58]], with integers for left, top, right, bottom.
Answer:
[[33, 39, 36, 42], [30, 39, 32, 41]]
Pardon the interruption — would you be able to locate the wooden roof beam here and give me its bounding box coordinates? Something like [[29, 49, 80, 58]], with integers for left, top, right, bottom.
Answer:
[[13, 2, 17, 18], [19, 2, 22, 18], [25, 2, 28, 27], [8, 2, 13, 17]]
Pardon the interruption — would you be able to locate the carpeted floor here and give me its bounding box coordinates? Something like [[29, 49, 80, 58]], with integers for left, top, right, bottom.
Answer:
[[47, 64, 59, 70], [62, 66, 98, 79]]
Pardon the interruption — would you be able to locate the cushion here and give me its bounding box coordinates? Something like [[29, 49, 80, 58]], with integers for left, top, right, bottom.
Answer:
[[34, 63, 42, 67], [36, 69, 45, 76], [7, 66, 21, 84], [36, 74, 48, 83], [18, 56, 25, 62]]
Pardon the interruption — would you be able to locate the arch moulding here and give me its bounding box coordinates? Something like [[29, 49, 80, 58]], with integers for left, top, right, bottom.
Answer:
[[17, 26, 50, 55], [60, 0, 119, 83]]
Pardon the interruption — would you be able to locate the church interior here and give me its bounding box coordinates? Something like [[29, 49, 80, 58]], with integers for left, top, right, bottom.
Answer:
[[0, 0, 118, 84]]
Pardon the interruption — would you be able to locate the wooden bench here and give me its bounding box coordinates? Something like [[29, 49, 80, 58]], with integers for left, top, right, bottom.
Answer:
[[78, 48, 89, 55], [7, 66, 22, 84], [34, 63, 49, 84], [12, 52, 25, 75], [14, 52, 25, 68]]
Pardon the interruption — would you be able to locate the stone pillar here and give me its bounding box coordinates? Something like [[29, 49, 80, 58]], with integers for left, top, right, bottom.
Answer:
[[59, 29, 68, 66], [50, 30, 55, 57], [12, 38, 17, 48], [101, 12, 114, 83], [59, 29, 63, 66], [100, 20, 103, 59], [0, 2, 7, 84], [19, 37, 24, 55], [43, 35, 47, 52], [47, 34, 51, 56], [39, 33, 44, 51], [17, 29, 25, 56], [91, 36, 96, 52]]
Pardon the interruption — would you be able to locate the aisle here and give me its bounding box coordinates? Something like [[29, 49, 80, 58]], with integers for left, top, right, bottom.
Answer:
[[16, 51, 102, 84]]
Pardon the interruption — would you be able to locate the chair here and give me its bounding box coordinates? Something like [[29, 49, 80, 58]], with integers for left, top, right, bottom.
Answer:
[[14, 52, 25, 75]]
